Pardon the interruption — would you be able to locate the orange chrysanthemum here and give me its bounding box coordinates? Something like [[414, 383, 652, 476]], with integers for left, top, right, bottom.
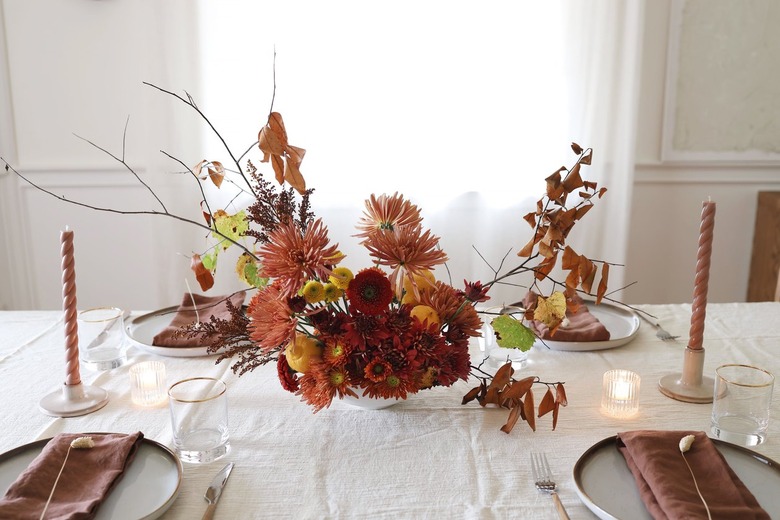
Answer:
[[246, 283, 297, 352], [297, 362, 357, 412], [258, 218, 344, 297], [362, 374, 416, 400], [355, 192, 423, 238], [362, 224, 448, 296], [420, 281, 482, 339]]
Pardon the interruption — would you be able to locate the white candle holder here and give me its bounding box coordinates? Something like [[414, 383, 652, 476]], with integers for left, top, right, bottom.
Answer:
[[601, 369, 641, 418], [130, 361, 167, 406]]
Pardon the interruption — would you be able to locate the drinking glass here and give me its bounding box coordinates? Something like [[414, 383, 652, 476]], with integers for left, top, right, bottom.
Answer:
[[482, 305, 528, 369], [168, 377, 230, 463], [711, 364, 774, 446], [78, 307, 128, 370]]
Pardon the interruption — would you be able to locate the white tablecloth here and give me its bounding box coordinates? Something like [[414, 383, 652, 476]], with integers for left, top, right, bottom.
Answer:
[[1, 303, 779, 519]]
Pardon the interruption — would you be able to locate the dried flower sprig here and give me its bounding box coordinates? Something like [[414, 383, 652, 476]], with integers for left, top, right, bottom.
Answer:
[[679, 434, 712, 520], [40, 436, 95, 519]]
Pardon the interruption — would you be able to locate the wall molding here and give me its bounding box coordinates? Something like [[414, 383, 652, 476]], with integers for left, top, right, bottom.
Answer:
[[635, 163, 780, 185]]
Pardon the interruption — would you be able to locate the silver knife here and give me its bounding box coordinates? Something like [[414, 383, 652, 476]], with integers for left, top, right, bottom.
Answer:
[[85, 309, 128, 349], [202, 462, 234, 520]]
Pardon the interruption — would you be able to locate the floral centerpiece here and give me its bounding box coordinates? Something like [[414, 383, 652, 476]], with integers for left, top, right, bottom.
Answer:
[[3, 82, 614, 433]]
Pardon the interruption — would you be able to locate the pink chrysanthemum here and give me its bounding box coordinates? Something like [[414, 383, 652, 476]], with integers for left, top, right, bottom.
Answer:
[[355, 192, 423, 238], [258, 218, 345, 297], [247, 283, 297, 352], [362, 224, 448, 295]]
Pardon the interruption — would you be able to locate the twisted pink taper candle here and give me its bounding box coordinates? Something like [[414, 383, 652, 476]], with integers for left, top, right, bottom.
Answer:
[[688, 201, 716, 350], [61, 227, 81, 386]]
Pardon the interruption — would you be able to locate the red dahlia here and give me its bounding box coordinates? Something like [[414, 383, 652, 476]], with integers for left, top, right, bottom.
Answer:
[[346, 268, 393, 315]]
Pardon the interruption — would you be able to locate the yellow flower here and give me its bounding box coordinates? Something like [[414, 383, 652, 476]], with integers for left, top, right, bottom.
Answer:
[[302, 280, 324, 303], [323, 282, 343, 302], [329, 267, 354, 290]]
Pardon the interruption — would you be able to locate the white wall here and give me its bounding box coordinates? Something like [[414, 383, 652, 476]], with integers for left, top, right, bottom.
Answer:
[[624, 0, 780, 305], [0, 0, 203, 310]]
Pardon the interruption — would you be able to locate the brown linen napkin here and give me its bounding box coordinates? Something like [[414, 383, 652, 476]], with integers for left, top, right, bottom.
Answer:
[[0, 432, 144, 520], [152, 292, 245, 348], [518, 291, 611, 342], [617, 430, 770, 520]]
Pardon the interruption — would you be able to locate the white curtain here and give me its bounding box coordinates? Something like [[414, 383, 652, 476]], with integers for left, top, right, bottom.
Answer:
[[562, 0, 646, 297], [195, 1, 645, 304]]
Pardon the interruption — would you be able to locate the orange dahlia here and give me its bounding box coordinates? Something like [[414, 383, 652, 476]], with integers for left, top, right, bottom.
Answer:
[[346, 268, 393, 315]]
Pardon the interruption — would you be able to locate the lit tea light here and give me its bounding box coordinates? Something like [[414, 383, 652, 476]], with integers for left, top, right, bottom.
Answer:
[[602, 369, 640, 418], [130, 361, 167, 406]]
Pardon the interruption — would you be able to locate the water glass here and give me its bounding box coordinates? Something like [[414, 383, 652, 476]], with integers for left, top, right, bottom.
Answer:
[[482, 305, 528, 369], [711, 364, 774, 446], [168, 377, 230, 463], [78, 307, 128, 370]]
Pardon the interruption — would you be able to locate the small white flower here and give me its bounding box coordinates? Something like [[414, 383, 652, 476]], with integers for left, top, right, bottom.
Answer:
[[70, 436, 95, 449], [679, 434, 695, 453]]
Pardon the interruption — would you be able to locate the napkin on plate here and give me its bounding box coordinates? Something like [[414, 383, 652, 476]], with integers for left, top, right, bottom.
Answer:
[[617, 430, 770, 520], [0, 432, 144, 520], [517, 291, 611, 342], [152, 292, 245, 348]]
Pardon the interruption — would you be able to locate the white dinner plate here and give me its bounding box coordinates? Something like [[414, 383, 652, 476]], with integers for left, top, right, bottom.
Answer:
[[125, 306, 215, 358], [573, 435, 780, 519], [533, 302, 640, 352], [0, 435, 182, 520]]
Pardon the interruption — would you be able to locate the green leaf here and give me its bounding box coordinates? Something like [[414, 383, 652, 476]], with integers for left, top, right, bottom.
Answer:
[[244, 261, 269, 289], [213, 210, 249, 250], [201, 251, 218, 271], [491, 314, 535, 352]]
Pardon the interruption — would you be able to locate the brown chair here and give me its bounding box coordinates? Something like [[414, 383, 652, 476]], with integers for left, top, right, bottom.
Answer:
[[747, 192, 780, 302]]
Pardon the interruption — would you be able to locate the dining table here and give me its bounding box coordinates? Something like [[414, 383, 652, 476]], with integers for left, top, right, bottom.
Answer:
[[1, 301, 778, 519]]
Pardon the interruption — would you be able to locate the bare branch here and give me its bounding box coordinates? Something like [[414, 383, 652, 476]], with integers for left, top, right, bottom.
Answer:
[[73, 132, 168, 213], [142, 81, 259, 199]]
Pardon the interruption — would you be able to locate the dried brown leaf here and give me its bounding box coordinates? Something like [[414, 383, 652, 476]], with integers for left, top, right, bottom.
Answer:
[[500, 375, 536, 402], [552, 402, 560, 430], [574, 203, 593, 221], [523, 389, 536, 431], [523, 211, 537, 228], [571, 142, 584, 155], [489, 362, 514, 391], [556, 383, 568, 406], [462, 385, 482, 405], [199, 201, 212, 226], [561, 162, 584, 192], [596, 262, 609, 304], [581, 149, 593, 165], [598, 186, 608, 198], [190, 253, 214, 292], [538, 387, 555, 417], [500, 403, 522, 434], [561, 246, 579, 269], [208, 161, 225, 188]]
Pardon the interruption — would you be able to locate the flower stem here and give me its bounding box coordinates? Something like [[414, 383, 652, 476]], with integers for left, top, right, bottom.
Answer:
[[39, 446, 72, 520], [681, 453, 712, 520]]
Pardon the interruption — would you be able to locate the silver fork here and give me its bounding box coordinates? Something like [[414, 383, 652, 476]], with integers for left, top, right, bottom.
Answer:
[[531, 452, 570, 520], [638, 312, 680, 341]]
